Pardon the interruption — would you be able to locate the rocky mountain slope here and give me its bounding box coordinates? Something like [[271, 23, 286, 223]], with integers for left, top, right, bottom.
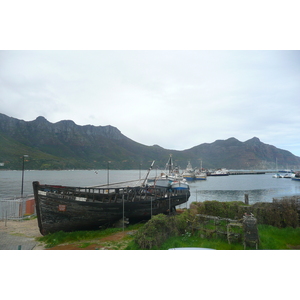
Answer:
[[1, 113, 299, 170]]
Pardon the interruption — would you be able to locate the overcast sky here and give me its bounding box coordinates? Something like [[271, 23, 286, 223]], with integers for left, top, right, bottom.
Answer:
[[1, 50, 300, 156], [1, 1, 300, 157]]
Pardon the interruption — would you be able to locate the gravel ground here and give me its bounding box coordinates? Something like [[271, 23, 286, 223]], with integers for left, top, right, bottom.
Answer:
[[0, 218, 45, 250]]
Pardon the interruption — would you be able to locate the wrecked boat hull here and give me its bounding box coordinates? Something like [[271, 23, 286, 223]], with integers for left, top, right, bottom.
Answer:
[[32, 181, 190, 235]]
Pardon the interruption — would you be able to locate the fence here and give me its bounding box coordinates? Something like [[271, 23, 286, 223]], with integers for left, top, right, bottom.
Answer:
[[195, 213, 259, 249], [0, 195, 36, 221]]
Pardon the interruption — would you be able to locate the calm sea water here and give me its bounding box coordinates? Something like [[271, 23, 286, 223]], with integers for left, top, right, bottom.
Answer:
[[1, 170, 300, 208]]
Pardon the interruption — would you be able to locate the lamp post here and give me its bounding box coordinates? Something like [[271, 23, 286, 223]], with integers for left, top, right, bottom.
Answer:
[[139, 163, 142, 181], [21, 155, 29, 198], [107, 161, 111, 186], [20, 155, 28, 220]]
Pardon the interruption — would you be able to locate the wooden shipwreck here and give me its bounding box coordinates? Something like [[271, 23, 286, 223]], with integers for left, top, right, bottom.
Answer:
[[32, 181, 190, 235]]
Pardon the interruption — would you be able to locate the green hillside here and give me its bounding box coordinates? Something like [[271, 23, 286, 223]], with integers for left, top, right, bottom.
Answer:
[[1, 113, 300, 170]]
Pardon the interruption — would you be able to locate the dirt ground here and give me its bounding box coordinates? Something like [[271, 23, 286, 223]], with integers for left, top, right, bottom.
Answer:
[[47, 231, 132, 250], [0, 218, 134, 250], [0, 218, 45, 249], [0, 218, 41, 236]]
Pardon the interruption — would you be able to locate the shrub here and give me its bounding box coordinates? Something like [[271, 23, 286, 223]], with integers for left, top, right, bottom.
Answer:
[[252, 199, 299, 228], [192, 200, 245, 219], [192, 199, 300, 229], [133, 214, 180, 249]]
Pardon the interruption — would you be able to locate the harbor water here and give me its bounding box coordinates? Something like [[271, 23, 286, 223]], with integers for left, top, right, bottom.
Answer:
[[1, 170, 300, 214]]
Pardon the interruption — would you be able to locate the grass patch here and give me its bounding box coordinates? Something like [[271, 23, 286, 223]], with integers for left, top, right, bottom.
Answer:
[[37, 223, 143, 248], [126, 231, 244, 250], [160, 235, 244, 250], [38, 228, 120, 248], [36, 212, 300, 250], [78, 242, 92, 248], [258, 224, 300, 249], [23, 215, 37, 220], [126, 223, 300, 250]]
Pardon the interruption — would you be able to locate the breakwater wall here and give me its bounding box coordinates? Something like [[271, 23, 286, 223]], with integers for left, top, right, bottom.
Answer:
[[228, 171, 266, 175]]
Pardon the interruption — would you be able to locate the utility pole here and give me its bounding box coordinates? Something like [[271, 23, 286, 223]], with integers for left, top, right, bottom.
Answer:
[[21, 155, 29, 198], [107, 161, 111, 186]]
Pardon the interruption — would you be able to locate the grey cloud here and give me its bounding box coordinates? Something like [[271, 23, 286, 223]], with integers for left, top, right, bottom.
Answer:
[[1, 50, 299, 156]]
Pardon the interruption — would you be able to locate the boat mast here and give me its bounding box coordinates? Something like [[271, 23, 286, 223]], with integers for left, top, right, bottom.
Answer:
[[166, 154, 173, 174], [142, 160, 155, 187]]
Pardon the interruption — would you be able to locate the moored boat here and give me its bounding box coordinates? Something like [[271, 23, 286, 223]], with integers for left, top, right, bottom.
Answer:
[[273, 169, 294, 178], [148, 155, 189, 190], [209, 168, 229, 176], [170, 179, 189, 190], [194, 160, 207, 180], [272, 173, 284, 178], [278, 169, 294, 174], [291, 172, 300, 181], [32, 180, 190, 235], [195, 170, 207, 180], [182, 161, 195, 180]]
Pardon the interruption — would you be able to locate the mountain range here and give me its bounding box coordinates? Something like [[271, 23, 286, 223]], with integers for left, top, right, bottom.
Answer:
[[1, 113, 300, 170]]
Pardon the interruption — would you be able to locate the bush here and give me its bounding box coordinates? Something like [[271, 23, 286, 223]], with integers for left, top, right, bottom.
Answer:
[[252, 199, 299, 228], [133, 214, 181, 249], [193, 200, 245, 219], [192, 199, 300, 228]]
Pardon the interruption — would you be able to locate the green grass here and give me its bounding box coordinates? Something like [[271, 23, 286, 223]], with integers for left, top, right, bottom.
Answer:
[[37, 223, 143, 248], [126, 224, 300, 250], [258, 224, 300, 249], [159, 235, 244, 250], [22, 215, 37, 220], [78, 242, 92, 248], [37, 220, 300, 250], [126, 232, 244, 250], [37, 228, 119, 248]]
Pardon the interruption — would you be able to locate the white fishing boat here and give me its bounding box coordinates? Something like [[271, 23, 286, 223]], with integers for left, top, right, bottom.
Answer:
[[182, 161, 195, 180], [291, 172, 300, 181], [210, 168, 229, 176], [148, 155, 189, 190], [278, 169, 294, 174], [272, 173, 283, 178], [195, 171, 207, 180], [283, 173, 293, 178], [272, 158, 291, 178], [170, 179, 189, 190], [194, 160, 207, 180]]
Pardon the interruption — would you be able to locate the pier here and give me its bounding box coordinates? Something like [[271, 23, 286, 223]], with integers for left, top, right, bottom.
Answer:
[[228, 171, 266, 175]]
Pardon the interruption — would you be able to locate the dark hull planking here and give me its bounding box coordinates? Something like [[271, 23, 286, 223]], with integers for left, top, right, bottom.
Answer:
[[33, 181, 190, 235]]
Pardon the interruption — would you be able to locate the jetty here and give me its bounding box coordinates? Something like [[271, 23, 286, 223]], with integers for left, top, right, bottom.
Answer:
[[228, 171, 266, 175]]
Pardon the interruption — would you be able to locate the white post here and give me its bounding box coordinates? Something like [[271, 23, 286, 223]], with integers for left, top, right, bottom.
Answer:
[[122, 193, 125, 232]]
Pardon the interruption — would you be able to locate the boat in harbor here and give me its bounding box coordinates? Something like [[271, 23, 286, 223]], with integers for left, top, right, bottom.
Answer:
[[272, 159, 294, 178], [195, 170, 207, 180], [273, 172, 294, 178], [148, 155, 189, 190], [272, 173, 284, 178], [209, 168, 229, 176], [194, 160, 207, 180], [169, 179, 189, 190], [32, 162, 190, 235], [182, 161, 195, 180], [291, 172, 300, 181], [278, 169, 294, 174]]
